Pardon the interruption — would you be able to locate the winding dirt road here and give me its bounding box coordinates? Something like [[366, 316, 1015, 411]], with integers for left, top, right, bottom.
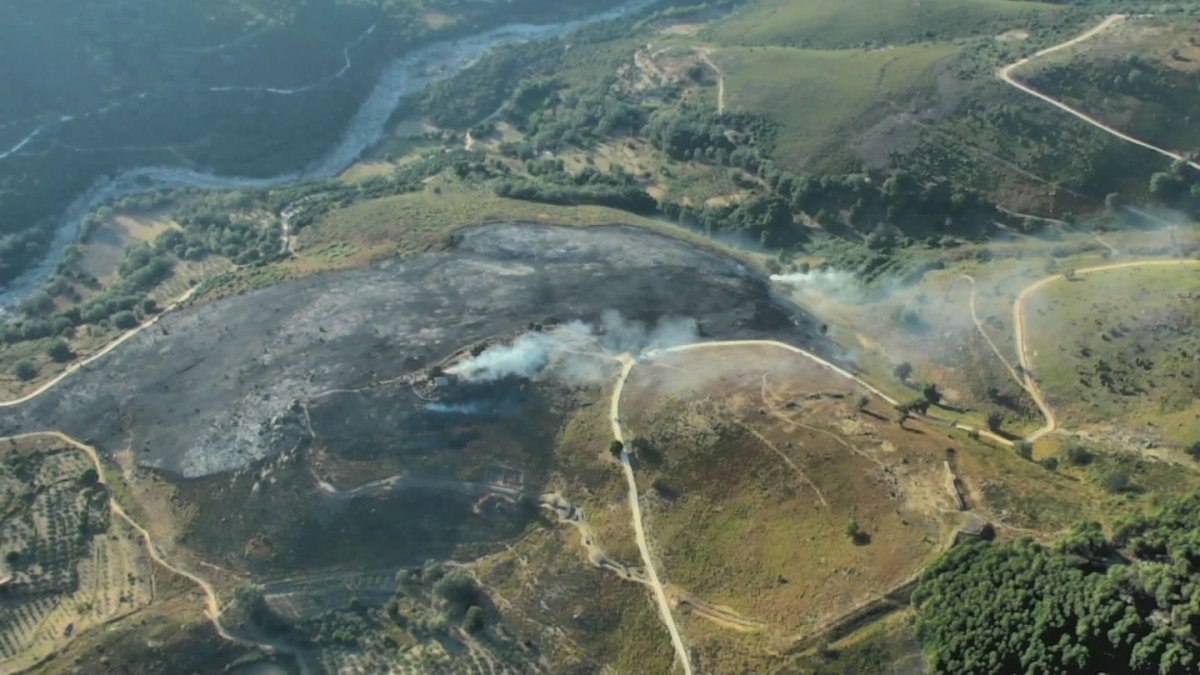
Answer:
[[659, 340, 899, 406], [4, 431, 310, 674], [610, 354, 693, 675], [999, 14, 1200, 172], [960, 275, 1026, 391], [1010, 259, 1200, 441]]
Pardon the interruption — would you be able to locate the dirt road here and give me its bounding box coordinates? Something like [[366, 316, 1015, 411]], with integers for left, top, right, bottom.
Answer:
[[959, 275, 1026, 391], [610, 354, 694, 675], [661, 340, 899, 405], [0, 285, 196, 409], [698, 50, 725, 114], [999, 14, 1200, 172], [2, 430, 311, 674], [1012, 258, 1200, 442]]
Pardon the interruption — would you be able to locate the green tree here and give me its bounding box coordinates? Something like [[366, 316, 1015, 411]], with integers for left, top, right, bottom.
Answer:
[[13, 360, 36, 381], [986, 411, 1003, 433], [922, 383, 942, 406], [433, 569, 479, 616], [20, 291, 54, 318], [609, 440, 624, 459], [845, 519, 869, 545], [111, 311, 138, 330], [79, 468, 99, 487], [893, 362, 913, 382], [1099, 468, 1132, 493], [463, 605, 485, 634], [915, 490, 1200, 674], [45, 338, 73, 363]]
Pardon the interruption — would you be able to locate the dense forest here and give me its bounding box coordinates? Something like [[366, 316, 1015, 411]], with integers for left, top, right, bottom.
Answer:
[[915, 492, 1200, 675]]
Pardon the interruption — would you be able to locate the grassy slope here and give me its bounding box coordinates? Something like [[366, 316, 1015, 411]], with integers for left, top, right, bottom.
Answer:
[[194, 179, 766, 322], [1019, 18, 1200, 159], [707, 0, 1059, 48], [718, 43, 959, 169], [617, 346, 964, 672], [1024, 264, 1200, 449]]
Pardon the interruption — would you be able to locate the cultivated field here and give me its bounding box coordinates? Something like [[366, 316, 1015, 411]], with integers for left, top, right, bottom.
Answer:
[[0, 437, 153, 673]]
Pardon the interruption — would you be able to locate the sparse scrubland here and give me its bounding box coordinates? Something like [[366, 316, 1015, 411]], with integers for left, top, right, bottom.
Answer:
[[7, 0, 1200, 672]]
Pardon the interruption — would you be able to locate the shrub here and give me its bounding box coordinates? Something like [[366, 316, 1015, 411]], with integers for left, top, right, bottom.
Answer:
[[609, 440, 624, 458], [651, 477, 676, 498], [45, 338, 73, 362], [846, 519, 870, 545], [986, 412, 1003, 433], [1015, 441, 1033, 461], [1066, 445, 1093, 466], [463, 605, 485, 634], [631, 437, 662, 465], [1099, 468, 1132, 494], [433, 569, 479, 616], [111, 311, 138, 330], [13, 360, 36, 381]]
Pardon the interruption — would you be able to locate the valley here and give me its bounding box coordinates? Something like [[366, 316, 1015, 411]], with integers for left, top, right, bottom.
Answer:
[[3, 1, 1200, 674]]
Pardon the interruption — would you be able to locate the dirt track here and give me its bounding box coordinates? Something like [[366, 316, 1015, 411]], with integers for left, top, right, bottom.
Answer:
[[999, 14, 1200, 172], [610, 354, 693, 675], [603, 337, 907, 675], [698, 50, 725, 114], [1013, 258, 1200, 441], [2, 431, 312, 675]]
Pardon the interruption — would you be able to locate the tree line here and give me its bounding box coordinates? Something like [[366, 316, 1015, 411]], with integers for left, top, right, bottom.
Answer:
[[914, 490, 1200, 674]]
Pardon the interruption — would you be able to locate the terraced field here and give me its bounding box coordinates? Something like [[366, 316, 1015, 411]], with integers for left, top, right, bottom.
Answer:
[[0, 439, 153, 672]]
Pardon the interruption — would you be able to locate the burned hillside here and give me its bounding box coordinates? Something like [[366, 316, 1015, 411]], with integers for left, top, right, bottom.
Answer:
[[0, 223, 830, 478]]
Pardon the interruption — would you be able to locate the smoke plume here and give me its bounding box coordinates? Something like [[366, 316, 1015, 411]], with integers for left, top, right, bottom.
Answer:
[[447, 311, 698, 384], [770, 269, 864, 300]]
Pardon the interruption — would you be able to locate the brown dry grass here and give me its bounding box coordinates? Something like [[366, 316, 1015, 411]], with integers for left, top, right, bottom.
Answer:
[[617, 345, 965, 672]]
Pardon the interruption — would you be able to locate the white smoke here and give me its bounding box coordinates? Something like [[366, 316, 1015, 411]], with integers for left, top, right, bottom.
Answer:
[[770, 269, 862, 298], [595, 309, 698, 354], [425, 401, 488, 415], [448, 320, 595, 382], [447, 311, 698, 384]]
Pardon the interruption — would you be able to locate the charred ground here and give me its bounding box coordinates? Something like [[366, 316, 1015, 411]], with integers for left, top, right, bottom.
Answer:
[[0, 222, 829, 479]]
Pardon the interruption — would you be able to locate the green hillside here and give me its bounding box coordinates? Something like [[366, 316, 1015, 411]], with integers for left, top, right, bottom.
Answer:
[[708, 0, 1062, 48]]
